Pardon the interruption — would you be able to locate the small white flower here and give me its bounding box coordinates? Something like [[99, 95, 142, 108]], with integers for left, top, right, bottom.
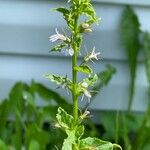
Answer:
[[62, 47, 74, 56], [80, 110, 90, 119], [84, 47, 101, 63], [49, 28, 68, 42], [81, 82, 88, 88]]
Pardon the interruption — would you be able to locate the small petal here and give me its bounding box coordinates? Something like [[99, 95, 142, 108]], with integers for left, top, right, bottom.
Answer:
[[49, 28, 68, 42], [84, 90, 91, 99], [81, 82, 88, 88], [68, 48, 74, 56]]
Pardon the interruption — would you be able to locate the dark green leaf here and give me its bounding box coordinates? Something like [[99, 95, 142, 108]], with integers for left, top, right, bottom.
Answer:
[[120, 6, 141, 112]]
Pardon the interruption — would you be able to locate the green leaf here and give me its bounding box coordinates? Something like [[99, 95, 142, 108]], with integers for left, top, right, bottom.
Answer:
[[75, 125, 84, 140], [144, 32, 150, 85], [29, 140, 40, 150], [50, 43, 67, 52], [74, 65, 93, 74], [98, 65, 116, 86], [25, 124, 50, 150], [62, 130, 76, 150], [79, 137, 121, 150], [82, 74, 98, 87], [0, 100, 10, 134], [120, 6, 141, 112], [55, 7, 70, 15], [56, 107, 74, 130], [55, 7, 74, 31], [0, 140, 8, 150], [79, 1, 98, 24], [30, 81, 71, 111], [44, 74, 72, 90]]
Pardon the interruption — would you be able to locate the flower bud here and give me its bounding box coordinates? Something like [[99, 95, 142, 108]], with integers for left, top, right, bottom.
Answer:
[[84, 28, 92, 33], [81, 23, 90, 29]]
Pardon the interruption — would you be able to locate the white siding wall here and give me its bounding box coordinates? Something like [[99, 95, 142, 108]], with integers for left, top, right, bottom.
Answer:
[[0, 0, 150, 111]]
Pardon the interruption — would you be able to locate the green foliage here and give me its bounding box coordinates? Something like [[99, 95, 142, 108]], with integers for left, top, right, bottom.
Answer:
[[120, 6, 141, 112], [0, 81, 71, 149], [48, 0, 121, 149], [45, 74, 72, 91], [56, 107, 74, 130], [79, 137, 121, 150], [0, 140, 8, 150], [91, 65, 116, 99], [50, 43, 67, 52], [56, 108, 121, 150], [74, 65, 93, 74], [144, 32, 150, 86]]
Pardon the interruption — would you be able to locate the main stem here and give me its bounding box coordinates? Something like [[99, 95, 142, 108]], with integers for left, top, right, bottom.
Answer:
[[72, 15, 79, 124]]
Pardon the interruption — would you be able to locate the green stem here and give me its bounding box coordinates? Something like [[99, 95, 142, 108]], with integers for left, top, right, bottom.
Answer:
[[115, 111, 119, 144], [128, 75, 135, 113], [72, 51, 78, 123], [72, 15, 79, 124]]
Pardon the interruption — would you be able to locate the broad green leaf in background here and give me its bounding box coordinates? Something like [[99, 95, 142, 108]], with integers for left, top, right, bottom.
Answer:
[[0, 140, 8, 150], [25, 124, 50, 150], [0, 99, 10, 135], [144, 32, 150, 101], [29, 140, 40, 150], [120, 6, 141, 112]]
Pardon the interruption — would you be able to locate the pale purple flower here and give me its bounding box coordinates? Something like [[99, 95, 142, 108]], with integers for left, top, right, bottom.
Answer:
[[84, 47, 101, 63], [49, 28, 68, 42]]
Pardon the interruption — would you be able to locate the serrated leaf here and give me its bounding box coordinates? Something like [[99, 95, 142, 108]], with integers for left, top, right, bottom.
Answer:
[[79, 137, 122, 150], [79, 1, 98, 24], [44, 74, 72, 90], [79, 137, 112, 150], [62, 130, 76, 150], [120, 6, 141, 112], [55, 7, 74, 31], [50, 43, 67, 52], [74, 65, 93, 74], [82, 74, 98, 87], [56, 107, 74, 130]]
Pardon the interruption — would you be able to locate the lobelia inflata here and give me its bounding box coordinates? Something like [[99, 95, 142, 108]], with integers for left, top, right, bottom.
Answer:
[[45, 0, 122, 149]]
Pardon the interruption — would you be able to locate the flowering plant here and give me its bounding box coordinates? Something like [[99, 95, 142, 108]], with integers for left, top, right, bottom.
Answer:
[[46, 0, 122, 149]]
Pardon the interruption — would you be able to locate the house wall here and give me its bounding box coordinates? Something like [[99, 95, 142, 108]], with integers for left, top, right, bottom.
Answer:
[[0, 0, 150, 111]]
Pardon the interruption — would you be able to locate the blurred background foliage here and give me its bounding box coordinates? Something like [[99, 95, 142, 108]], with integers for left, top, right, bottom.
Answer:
[[1, 5, 150, 150]]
